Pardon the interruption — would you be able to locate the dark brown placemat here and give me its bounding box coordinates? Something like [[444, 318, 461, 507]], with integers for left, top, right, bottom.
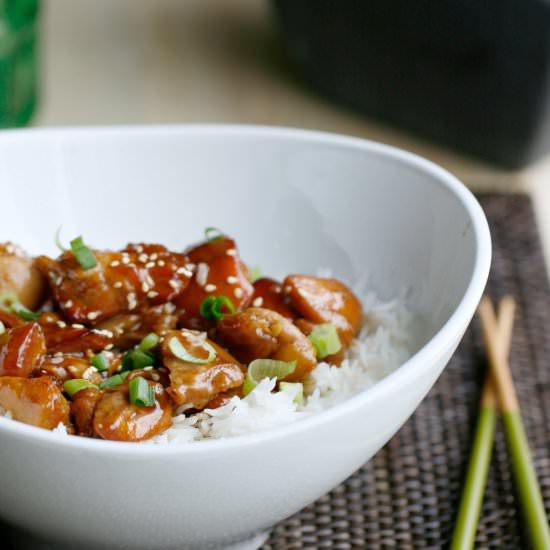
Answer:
[[263, 194, 550, 550]]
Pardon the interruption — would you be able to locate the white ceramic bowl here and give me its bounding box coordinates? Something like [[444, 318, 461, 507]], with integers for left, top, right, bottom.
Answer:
[[0, 126, 490, 550]]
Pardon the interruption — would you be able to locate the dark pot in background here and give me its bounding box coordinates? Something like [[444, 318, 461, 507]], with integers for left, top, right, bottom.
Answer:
[[274, 0, 550, 169]]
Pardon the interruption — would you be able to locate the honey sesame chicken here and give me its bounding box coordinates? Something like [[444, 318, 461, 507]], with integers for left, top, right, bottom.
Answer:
[[0, 235, 362, 441]]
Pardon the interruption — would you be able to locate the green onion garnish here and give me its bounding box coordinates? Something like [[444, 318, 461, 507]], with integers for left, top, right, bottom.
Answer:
[[248, 266, 262, 284], [70, 236, 97, 270], [309, 323, 342, 359], [99, 371, 129, 390], [0, 321, 5, 335], [243, 359, 297, 396], [279, 382, 304, 404], [138, 332, 160, 352], [91, 352, 109, 372], [199, 295, 236, 321], [168, 336, 216, 364], [64, 379, 97, 397], [0, 292, 40, 321], [55, 226, 68, 252], [129, 376, 155, 407], [121, 349, 155, 372], [204, 227, 224, 242]]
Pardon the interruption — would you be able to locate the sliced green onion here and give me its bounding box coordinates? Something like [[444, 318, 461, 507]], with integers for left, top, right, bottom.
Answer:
[[91, 352, 109, 372], [248, 266, 262, 284], [121, 349, 155, 372], [138, 332, 160, 352], [243, 359, 296, 396], [129, 376, 155, 407], [0, 321, 5, 335], [99, 371, 129, 390], [55, 226, 68, 252], [212, 295, 236, 318], [0, 292, 40, 321], [168, 336, 216, 364], [309, 323, 342, 359], [70, 236, 97, 270], [64, 379, 97, 397], [199, 296, 217, 320], [279, 382, 304, 404], [204, 227, 224, 242], [200, 295, 236, 321]]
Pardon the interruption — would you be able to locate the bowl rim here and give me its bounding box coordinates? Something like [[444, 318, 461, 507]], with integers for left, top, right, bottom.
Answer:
[[0, 124, 492, 455]]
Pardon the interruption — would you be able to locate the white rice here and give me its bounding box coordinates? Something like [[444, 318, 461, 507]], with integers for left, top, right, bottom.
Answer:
[[149, 284, 413, 445]]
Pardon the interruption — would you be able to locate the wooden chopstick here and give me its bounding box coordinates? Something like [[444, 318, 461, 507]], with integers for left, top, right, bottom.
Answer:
[[452, 296, 550, 550], [479, 297, 550, 550], [450, 298, 515, 550]]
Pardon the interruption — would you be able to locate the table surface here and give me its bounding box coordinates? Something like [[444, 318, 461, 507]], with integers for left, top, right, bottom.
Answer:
[[36, 0, 550, 268]]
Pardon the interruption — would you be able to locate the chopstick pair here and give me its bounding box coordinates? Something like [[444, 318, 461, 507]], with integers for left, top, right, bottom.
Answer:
[[450, 296, 550, 550]]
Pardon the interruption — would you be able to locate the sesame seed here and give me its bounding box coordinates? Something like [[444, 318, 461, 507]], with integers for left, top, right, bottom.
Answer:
[[234, 288, 243, 299], [147, 290, 159, 298], [143, 366, 154, 371], [136, 245, 144, 253], [146, 275, 154, 286], [176, 266, 193, 277], [151, 373, 160, 381], [157, 260, 166, 267], [226, 249, 237, 256], [196, 263, 209, 286], [113, 281, 123, 289], [72, 324, 85, 329], [185, 263, 196, 271], [82, 367, 96, 379], [142, 282, 150, 293], [54, 351, 63, 357], [56, 321, 67, 328], [226, 276, 238, 285], [145, 261, 155, 269], [138, 254, 148, 263], [164, 302, 176, 313], [87, 311, 100, 320], [49, 357, 64, 364], [149, 253, 158, 261], [64, 300, 73, 308], [104, 343, 114, 350], [205, 283, 217, 293], [121, 256, 130, 265], [252, 297, 263, 307], [168, 280, 181, 290], [110, 260, 120, 267], [93, 329, 114, 338]]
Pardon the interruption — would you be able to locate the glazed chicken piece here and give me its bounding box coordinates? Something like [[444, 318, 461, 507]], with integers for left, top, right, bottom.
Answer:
[[96, 303, 178, 349], [0, 242, 46, 310], [216, 307, 317, 382], [93, 371, 172, 442], [0, 376, 70, 429], [175, 236, 253, 330], [283, 275, 362, 346], [251, 278, 296, 319], [161, 329, 244, 409], [0, 322, 46, 378], [35, 243, 192, 324], [38, 312, 112, 354], [39, 354, 102, 385], [71, 386, 102, 437]]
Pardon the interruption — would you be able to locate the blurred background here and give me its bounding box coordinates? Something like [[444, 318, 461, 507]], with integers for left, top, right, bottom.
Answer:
[[2, 0, 550, 263]]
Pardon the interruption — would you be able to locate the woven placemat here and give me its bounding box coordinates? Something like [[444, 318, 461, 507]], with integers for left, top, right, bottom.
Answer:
[[264, 193, 550, 550]]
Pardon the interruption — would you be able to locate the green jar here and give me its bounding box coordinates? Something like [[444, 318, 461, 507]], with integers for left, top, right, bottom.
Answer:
[[0, 0, 39, 128]]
